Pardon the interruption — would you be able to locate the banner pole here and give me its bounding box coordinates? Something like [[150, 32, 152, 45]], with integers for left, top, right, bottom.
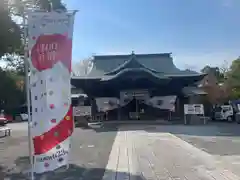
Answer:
[[23, 12, 35, 180], [67, 10, 78, 171], [66, 108, 75, 170]]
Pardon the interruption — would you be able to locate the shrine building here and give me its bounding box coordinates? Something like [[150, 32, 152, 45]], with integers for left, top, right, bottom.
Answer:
[[71, 52, 206, 121]]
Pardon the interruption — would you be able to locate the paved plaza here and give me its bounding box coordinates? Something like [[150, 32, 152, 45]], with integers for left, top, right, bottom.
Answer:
[[0, 122, 117, 180], [103, 125, 240, 180], [2, 123, 240, 179]]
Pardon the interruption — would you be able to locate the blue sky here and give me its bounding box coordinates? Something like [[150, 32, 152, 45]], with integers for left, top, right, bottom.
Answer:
[[65, 0, 240, 71]]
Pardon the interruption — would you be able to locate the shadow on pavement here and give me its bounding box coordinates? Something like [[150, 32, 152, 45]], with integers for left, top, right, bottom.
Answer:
[[1, 127, 120, 179], [1, 162, 146, 180]]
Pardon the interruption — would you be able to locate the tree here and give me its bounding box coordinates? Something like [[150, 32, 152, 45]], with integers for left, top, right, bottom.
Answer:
[[0, 1, 22, 58], [200, 71, 224, 104], [226, 57, 240, 99], [2, 54, 25, 75], [200, 65, 232, 103], [201, 66, 225, 83], [0, 0, 67, 112], [4, 0, 67, 68], [72, 58, 94, 76], [9, 0, 66, 15], [0, 68, 24, 110], [220, 60, 229, 78], [0, 1, 24, 113]]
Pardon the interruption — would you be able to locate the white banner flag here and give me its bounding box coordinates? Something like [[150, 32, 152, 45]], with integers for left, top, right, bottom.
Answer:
[[27, 11, 75, 174]]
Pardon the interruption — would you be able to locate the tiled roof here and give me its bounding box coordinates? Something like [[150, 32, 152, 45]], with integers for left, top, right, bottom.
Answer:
[[73, 53, 201, 78]]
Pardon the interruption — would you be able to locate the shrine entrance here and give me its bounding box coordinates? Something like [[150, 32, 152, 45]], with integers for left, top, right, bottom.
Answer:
[[120, 90, 149, 120]]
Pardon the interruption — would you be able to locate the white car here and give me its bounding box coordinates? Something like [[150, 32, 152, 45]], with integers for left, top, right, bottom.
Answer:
[[20, 113, 28, 121], [214, 105, 234, 122]]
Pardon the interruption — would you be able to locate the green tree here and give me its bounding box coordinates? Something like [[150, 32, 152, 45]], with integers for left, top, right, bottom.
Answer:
[[0, 1, 24, 112], [9, 0, 66, 15], [0, 68, 24, 110], [5, 0, 67, 68], [226, 57, 240, 99], [0, 0, 67, 112], [0, 1, 22, 58], [3, 0, 67, 74]]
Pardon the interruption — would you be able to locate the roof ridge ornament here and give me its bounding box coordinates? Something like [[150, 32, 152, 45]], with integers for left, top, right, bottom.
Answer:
[[105, 51, 163, 75], [131, 51, 136, 59], [130, 51, 136, 61]]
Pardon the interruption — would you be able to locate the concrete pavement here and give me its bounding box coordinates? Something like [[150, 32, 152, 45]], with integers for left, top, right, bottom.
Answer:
[[2, 123, 240, 179], [7, 122, 28, 132], [175, 124, 240, 179], [0, 123, 117, 180], [103, 125, 240, 180]]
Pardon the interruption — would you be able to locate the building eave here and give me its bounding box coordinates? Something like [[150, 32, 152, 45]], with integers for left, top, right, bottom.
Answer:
[[166, 73, 207, 77], [101, 68, 170, 82], [71, 76, 101, 80]]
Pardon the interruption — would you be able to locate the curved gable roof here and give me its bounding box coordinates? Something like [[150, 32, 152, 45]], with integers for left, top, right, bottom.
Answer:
[[102, 68, 169, 81], [105, 54, 159, 75], [75, 53, 202, 78]]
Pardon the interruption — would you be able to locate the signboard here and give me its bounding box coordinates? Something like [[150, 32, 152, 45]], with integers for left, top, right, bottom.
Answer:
[[122, 89, 149, 97], [73, 106, 91, 116], [184, 104, 204, 115], [170, 106, 175, 112], [238, 104, 240, 111], [28, 11, 76, 174], [120, 90, 149, 105]]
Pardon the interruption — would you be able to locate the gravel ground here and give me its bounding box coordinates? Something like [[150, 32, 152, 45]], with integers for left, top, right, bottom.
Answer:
[[0, 123, 118, 180]]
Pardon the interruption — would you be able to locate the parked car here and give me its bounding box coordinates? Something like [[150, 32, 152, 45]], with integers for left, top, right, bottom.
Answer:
[[0, 115, 7, 126], [212, 105, 234, 122], [20, 113, 28, 121]]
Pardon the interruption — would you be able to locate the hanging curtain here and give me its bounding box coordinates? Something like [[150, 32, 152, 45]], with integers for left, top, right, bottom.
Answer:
[[145, 96, 177, 111], [95, 98, 120, 112]]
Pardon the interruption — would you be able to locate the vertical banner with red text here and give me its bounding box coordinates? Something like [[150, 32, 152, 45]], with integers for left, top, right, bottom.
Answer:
[[28, 11, 75, 174]]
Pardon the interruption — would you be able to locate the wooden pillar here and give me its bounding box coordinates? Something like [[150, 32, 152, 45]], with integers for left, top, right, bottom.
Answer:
[[118, 91, 122, 121], [176, 96, 180, 117], [118, 105, 121, 121], [90, 96, 97, 121], [178, 95, 187, 119]]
